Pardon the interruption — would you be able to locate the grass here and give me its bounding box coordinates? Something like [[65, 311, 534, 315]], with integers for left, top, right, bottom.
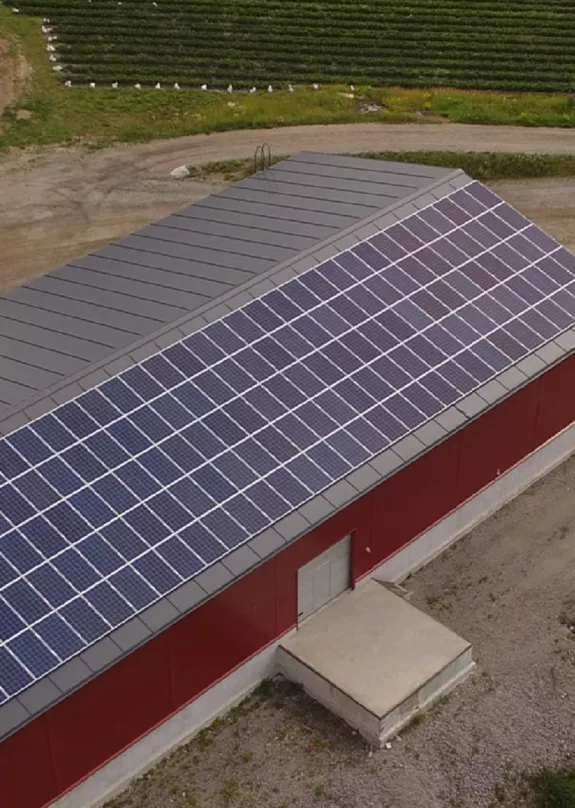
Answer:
[[221, 778, 239, 805], [361, 150, 575, 181], [188, 151, 575, 185], [3, 6, 575, 150], [490, 766, 575, 807], [530, 768, 575, 808]]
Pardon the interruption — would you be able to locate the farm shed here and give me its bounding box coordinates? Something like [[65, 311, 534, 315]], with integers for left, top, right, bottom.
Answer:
[[2, 152, 575, 808]]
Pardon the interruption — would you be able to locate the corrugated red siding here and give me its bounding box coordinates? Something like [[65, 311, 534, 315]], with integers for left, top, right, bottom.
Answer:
[[359, 434, 460, 579], [3, 355, 575, 808], [49, 634, 173, 792], [0, 715, 55, 808], [535, 353, 575, 444], [168, 563, 278, 708]]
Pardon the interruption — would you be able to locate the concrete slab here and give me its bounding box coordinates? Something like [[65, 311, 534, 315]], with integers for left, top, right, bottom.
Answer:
[[277, 579, 473, 746]]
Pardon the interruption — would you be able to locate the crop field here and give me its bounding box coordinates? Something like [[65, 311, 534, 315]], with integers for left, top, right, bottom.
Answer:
[[6, 0, 575, 91]]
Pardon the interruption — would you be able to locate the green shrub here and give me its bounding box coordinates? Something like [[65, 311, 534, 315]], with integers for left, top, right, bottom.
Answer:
[[361, 151, 575, 181]]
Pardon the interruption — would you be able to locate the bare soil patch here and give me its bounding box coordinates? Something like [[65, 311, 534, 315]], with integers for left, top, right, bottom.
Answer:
[[0, 40, 15, 115], [106, 452, 575, 808], [490, 177, 575, 256], [0, 37, 29, 119]]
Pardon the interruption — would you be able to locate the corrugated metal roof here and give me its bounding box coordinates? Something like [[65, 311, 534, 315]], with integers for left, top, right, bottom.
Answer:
[[0, 153, 453, 419]]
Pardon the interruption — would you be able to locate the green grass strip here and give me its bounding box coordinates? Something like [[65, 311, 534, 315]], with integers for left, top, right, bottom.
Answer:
[[189, 152, 575, 183], [359, 151, 575, 181]]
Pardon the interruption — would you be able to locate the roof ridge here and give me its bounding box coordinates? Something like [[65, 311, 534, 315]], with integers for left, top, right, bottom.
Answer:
[[0, 166, 466, 437]]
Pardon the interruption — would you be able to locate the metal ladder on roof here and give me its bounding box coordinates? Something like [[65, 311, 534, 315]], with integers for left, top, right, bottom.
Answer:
[[254, 142, 272, 173]]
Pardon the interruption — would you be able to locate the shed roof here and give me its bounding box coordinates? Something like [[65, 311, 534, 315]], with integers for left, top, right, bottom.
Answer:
[[2, 153, 575, 740]]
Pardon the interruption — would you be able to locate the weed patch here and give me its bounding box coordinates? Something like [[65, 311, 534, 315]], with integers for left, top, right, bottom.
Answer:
[[359, 150, 575, 181], [188, 152, 575, 187], [531, 767, 575, 808]]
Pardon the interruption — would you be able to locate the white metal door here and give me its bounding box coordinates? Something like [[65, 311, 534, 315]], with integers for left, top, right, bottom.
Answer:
[[297, 535, 351, 622]]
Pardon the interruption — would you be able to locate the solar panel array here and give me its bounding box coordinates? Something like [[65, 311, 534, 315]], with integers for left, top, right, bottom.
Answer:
[[2, 179, 575, 703]]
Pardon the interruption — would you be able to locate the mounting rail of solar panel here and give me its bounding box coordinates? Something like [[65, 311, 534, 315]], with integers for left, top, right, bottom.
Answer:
[[1, 179, 575, 702]]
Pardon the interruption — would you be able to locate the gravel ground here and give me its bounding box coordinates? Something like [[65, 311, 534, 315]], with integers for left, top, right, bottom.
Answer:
[[106, 451, 575, 808]]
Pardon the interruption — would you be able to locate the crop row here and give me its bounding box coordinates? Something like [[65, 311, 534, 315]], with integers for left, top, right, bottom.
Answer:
[[51, 29, 575, 61], [24, 5, 575, 15], [21, 0, 575, 11], [55, 35, 575, 59], [51, 17, 575, 35], [48, 20, 575, 46], [60, 74, 575, 93], [60, 58, 570, 80], [23, 0, 575, 5], [31, 8, 575, 31], [57, 45, 572, 70], [9, 0, 575, 92], [54, 43, 575, 64], [61, 64, 571, 83], [32, 12, 575, 28], [25, 7, 575, 26], [53, 49, 575, 78], [41, 10, 575, 26], [61, 65, 575, 85]]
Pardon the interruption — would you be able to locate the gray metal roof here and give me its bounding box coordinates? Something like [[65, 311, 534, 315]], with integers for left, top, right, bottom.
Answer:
[[0, 152, 452, 429], [8, 153, 568, 741]]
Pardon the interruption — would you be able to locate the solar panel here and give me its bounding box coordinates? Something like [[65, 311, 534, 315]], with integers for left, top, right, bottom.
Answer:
[[1, 179, 574, 702]]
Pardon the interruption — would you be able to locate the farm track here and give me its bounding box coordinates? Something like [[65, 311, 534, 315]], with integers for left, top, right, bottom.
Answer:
[[2, 122, 575, 291], [10, 0, 575, 91]]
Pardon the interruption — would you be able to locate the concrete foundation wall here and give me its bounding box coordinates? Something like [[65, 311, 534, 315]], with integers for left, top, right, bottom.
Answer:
[[276, 646, 381, 743], [379, 648, 474, 742], [373, 419, 575, 585]]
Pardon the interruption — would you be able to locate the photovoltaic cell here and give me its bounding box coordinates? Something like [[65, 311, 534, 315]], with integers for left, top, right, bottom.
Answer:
[[1, 179, 574, 703]]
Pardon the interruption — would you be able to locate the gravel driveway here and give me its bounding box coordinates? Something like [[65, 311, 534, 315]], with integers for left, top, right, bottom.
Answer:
[[106, 449, 575, 808]]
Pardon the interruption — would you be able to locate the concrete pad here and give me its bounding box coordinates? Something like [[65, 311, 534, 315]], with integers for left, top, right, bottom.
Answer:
[[277, 579, 473, 746]]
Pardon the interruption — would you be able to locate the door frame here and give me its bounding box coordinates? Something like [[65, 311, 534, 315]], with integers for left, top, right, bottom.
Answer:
[[296, 533, 354, 624]]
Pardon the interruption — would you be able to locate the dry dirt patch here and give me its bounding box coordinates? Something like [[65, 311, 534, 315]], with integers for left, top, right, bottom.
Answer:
[[0, 151, 227, 292], [0, 37, 29, 120], [0, 39, 15, 115]]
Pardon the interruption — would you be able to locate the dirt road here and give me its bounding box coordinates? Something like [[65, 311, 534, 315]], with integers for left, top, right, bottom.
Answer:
[[2, 122, 575, 290]]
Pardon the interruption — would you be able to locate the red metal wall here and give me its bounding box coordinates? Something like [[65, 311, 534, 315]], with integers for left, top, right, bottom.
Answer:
[[3, 354, 575, 808]]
